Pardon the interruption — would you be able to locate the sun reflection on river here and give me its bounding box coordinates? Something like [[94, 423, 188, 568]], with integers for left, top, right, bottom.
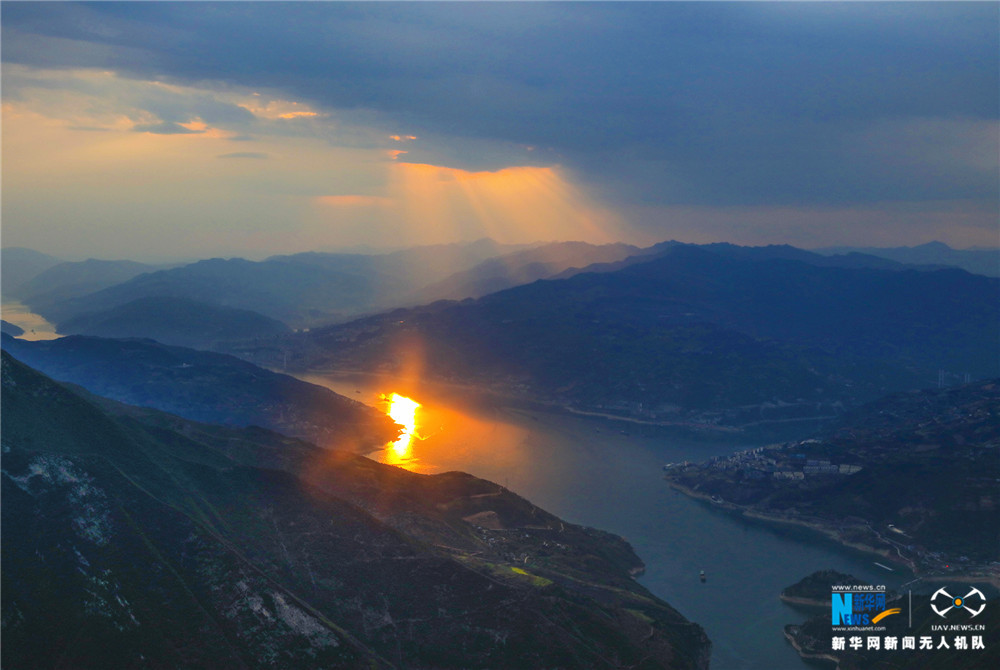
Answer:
[[296, 373, 534, 475], [381, 393, 421, 464]]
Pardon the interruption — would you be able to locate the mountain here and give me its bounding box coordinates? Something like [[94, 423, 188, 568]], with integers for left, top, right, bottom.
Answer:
[[542, 242, 933, 282], [31, 240, 527, 329], [697, 242, 921, 271], [57, 296, 290, 348], [33, 257, 382, 327], [268, 237, 532, 294], [1, 320, 25, 337], [1, 351, 711, 669], [0, 247, 62, 298], [815, 241, 999, 277], [295, 244, 998, 428], [13, 258, 169, 310], [664, 379, 1000, 575], [408, 241, 643, 303], [1, 333, 396, 451]]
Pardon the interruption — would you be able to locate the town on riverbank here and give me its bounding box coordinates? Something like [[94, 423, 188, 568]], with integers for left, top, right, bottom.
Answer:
[[663, 380, 1000, 587]]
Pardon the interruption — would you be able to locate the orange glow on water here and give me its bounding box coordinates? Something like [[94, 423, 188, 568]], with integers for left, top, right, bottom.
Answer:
[[383, 393, 421, 458], [296, 373, 535, 476]]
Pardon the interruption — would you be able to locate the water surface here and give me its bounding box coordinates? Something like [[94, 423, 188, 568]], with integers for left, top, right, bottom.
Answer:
[[300, 371, 916, 670], [1, 301, 61, 340]]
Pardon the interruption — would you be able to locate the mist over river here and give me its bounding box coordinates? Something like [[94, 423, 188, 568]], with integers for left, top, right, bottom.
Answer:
[[299, 371, 916, 670]]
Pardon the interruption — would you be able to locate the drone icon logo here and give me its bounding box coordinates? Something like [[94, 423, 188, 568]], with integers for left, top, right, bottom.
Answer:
[[930, 587, 986, 618]]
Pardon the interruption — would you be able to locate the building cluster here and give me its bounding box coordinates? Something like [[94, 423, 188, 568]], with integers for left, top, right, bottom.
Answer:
[[667, 443, 863, 480]]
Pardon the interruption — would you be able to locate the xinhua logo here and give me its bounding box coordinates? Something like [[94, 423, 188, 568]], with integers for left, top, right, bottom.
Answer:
[[832, 592, 900, 626], [931, 587, 986, 619]]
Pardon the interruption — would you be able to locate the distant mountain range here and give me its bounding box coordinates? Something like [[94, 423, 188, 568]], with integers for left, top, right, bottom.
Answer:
[[9, 258, 173, 312], [58, 296, 290, 348], [2, 351, 710, 669], [407, 241, 645, 303], [815, 241, 998, 277], [20, 240, 530, 330], [0, 247, 63, 298], [6, 240, 994, 351], [293, 244, 998, 428]]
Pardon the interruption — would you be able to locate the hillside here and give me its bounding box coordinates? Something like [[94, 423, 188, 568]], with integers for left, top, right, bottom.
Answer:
[[11, 257, 167, 305], [57, 296, 290, 348], [0, 247, 62, 297], [291, 244, 998, 430], [30, 240, 526, 329], [408, 241, 643, 303], [1, 320, 25, 337], [34, 257, 385, 327], [664, 379, 1000, 578], [816, 241, 999, 278], [1, 352, 711, 669], [1, 333, 396, 452]]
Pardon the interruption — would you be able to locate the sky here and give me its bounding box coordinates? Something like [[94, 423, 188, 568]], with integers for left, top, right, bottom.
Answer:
[[2, 1, 997, 260]]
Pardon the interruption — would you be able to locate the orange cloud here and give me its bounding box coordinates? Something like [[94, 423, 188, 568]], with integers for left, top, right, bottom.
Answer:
[[239, 97, 321, 120]]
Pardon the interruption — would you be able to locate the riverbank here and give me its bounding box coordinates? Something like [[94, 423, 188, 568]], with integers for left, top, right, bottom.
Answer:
[[0, 301, 61, 340], [298, 366, 813, 442], [665, 479, 1000, 589], [778, 594, 827, 609], [783, 626, 839, 668]]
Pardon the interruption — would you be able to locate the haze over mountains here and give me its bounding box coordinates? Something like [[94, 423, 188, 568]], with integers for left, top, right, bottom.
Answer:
[[4, 239, 996, 433], [816, 241, 999, 277], [3, 240, 993, 349], [11, 240, 538, 330]]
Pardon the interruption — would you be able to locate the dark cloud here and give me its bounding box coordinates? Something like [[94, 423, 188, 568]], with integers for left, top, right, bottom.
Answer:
[[3, 1, 996, 213]]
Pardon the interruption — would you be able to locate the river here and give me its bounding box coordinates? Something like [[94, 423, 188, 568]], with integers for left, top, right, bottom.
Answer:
[[0, 301, 61, 340], [301, 371, 913, 670]]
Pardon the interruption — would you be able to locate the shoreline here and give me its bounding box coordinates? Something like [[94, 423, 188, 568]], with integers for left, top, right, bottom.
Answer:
[[298, 367, 811, 438], [778, 594, 827, 609], [782, 626, 840, 669], [665, 480, 1000, 588]]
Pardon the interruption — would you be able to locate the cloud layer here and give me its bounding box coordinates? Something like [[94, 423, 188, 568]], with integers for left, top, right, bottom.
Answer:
[[2, 2, 997, 257]]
